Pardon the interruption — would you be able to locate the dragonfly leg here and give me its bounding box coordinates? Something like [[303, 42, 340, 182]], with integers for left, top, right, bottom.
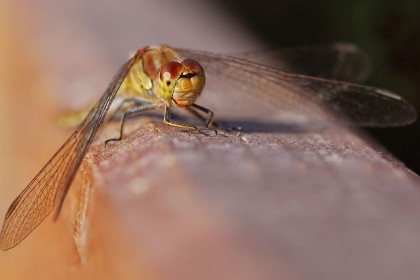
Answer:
[[105, 103, 158, 145], [190, 103, 215, 128], [163, 106, 197, 130], [184, 105, 218, 136], [105, 98, 150, 123]]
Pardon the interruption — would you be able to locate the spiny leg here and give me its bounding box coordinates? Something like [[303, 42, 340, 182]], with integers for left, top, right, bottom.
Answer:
[[186, 104, 217, 128], [105, 103, 158, 145], [190, 103, 214, 128], [189, 104, 243, 134], [105, 97, 151, 123], [184, 106, 217, 136], [163, 105, 197, 130]]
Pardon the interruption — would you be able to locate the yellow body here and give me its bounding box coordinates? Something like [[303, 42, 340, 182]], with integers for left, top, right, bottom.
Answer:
[[60, 45, 205, 127]]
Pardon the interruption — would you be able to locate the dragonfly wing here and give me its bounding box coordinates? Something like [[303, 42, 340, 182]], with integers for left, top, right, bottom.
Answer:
[[0, 52, 140, 251], [230, 42, 371, 83], [176, 48, 416, 127]]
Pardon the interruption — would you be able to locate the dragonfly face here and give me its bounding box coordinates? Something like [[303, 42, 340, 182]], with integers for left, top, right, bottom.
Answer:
[[157, 59, 206, 107]]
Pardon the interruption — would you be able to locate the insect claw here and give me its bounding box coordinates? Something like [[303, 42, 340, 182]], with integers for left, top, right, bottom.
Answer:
[[197, 127, 217, 137], [104, 137, 121, 146]]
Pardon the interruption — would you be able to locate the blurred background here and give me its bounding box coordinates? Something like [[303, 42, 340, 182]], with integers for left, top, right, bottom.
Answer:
[[217, 0, 420, 173]]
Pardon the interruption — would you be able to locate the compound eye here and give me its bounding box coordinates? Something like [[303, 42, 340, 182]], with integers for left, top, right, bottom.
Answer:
[[181, 59, 204, 75], [171, 59, 205, 107], [159, 61, 183, 81]]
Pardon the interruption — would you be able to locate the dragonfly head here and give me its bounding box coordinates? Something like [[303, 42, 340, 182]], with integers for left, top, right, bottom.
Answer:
[[157, 59, 205, 107]]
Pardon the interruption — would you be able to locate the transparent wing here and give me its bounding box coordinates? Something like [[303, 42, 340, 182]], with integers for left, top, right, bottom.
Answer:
[[176, 48, 416, 127], [0, 52, 140, 251], [231, 42, 371, 83]]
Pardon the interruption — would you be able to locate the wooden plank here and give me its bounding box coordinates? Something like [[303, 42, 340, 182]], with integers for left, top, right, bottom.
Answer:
[[70, 117, 420, 280]]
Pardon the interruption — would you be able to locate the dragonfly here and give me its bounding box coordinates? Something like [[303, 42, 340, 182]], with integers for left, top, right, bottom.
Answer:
[[0, 43, 416, 251]]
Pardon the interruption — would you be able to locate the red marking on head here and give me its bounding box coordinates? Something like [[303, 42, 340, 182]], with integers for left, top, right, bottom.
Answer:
[[159, 61, 183, 80]]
